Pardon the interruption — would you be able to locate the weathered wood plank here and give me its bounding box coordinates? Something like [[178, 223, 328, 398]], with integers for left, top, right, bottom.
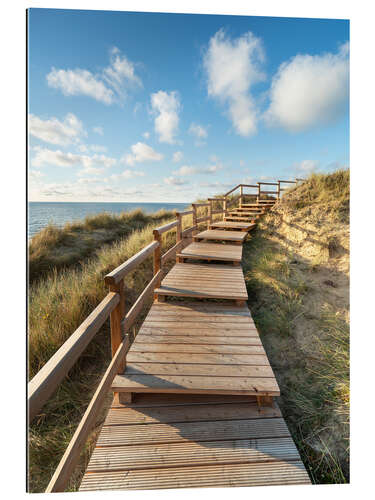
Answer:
[[124, 362, 273, 377], [112, 374, 279, 395]]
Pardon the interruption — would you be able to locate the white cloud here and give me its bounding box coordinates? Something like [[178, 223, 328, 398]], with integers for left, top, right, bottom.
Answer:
[[172, 151, 183, 163], [143, 131, 150, 139], [294, 160, 319, 174], [29, 170, 44, 179], [150, 90, 180, 143], [90, 144, 107, 153], [122, 142, 163, 166], [203, 29, 265, 136], [46, 47, 142, 105], [173, 163, 222, 176], [93, 126, 104, 135], [31, 146, 116, 172], [189, 123, 208, 139], [164, 176, 188, 186], [29, 113, 85, 145], [110, 170, 145, 181], [265, 43, 349, 132]]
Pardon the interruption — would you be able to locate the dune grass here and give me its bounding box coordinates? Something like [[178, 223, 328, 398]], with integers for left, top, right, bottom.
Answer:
[[29, 208, 176, 283], [242, 170, 349, 483]]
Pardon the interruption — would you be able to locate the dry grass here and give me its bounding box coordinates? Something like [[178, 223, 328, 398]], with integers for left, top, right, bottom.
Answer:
[[242, 169, 349, 483], [29, 209, 175, 283]]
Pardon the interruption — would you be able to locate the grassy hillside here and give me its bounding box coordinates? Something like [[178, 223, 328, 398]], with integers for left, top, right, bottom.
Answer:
[[242, 170, 349, 483], [29, 209, 176, 283]]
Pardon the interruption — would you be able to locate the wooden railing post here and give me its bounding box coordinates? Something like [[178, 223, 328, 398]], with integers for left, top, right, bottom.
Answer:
[[153, 229, 162, 287], [209, 199, 213, 227], [108, 280, 125, 359], [176, 213, 182, 261], [257, 182, 261, 202], [277, 181, 281, 200], [240, 185, 243, 207], [223, 197, 227, 221], [192, 204, 198, 235]]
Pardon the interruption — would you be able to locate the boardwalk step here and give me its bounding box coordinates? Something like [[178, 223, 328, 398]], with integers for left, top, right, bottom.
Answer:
[[210, 221, 256, 231], [80, 395, 310, 491], [194, 229, 247, 243], [155, 263, 248, 301], [177, 242, 242, 263]]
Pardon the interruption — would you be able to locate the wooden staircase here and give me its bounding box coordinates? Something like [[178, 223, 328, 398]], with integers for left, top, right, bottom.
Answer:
[[224, 198, 277, 223], [29, 178, 310, 493]]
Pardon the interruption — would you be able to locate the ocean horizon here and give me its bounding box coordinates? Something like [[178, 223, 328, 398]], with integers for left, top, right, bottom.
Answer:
[[28, 201, 190, 238]]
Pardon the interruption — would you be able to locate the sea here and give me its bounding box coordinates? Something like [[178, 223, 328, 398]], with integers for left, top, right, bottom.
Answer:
[[28, 202, 190, 239]]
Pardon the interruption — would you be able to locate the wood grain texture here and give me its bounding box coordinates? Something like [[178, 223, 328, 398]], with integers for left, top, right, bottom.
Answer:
[[194, 229, 247, 243], [155, 263, 248, 300], [178, 242, 242, 262]]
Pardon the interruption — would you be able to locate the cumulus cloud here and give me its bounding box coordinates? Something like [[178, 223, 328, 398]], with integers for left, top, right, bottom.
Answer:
[[46, 47, 142, 105], [294, 160, 319, 174], [189, 123, 208, 139], [93, 126, 104, 135], [110, 170, 145, 181], [265, 43, 349, 132], [29, 170, 44, 179], [143, 131, 150, 139], [173, 164, 222, 176], [122, 142, 163, 166], [164, 176, 187, 186], [203, 29, 265, 136], [172, 151, 183, 163], [151, 90, 180, 143], [31, 146, 116, 172], [29, 113, 85, 145]]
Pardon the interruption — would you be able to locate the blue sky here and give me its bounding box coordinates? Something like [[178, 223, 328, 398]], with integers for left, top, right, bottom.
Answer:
[[28, 9, 349, 202]]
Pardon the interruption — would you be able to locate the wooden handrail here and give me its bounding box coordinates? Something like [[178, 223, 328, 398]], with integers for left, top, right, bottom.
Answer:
[[154, 220, 178, 235], [161, 240, 183, 265], [28, 292, 120, 423], [257, 181, 279, 186], [45, 334, 131, 493], [104, 240, 159, 285], [223, 184, 241, 197], [175, 210, 193, 216], [240, 184, 258, 188]]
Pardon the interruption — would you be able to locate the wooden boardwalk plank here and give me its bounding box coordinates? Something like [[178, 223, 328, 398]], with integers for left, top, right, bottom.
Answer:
[[194, 230, 247, 243], [155, 263, 248, 300], [80, 394, 310, 491], [86, 438, 300, 472], [178, 242, 242, 263], [104, 401, 281, 425], [112, 374, 279, 395], [210, 221, 255, 231], [96, 417, 290, 446], [127, 352, 271, 365], [80, 461, 310, 490]]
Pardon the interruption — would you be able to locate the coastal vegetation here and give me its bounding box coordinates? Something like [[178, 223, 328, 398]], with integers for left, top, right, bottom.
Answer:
[[28, 170, 349, 491]]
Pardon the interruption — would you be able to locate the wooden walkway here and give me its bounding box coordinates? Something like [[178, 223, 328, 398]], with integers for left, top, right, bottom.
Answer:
[[30, 179, 310, 493], [80, 394, 310, 491], [112, 301, 279, 397], [79, 206, 310, 490]]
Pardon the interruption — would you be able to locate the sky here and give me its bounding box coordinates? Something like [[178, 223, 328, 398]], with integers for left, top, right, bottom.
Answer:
[[27, 9, 349, 202]]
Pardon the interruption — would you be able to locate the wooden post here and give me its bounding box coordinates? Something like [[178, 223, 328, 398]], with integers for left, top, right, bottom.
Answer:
[[223, 197, 227, 221], [176, 213, 182, 262], [257, 182, 261, 202], [153, 229, 162, 287], [277, 181, 281, 200], [192, 204, 198, 235], [108, 280, 125, 358], [209, 200, 213, 227], [240, 185, 243, 208]]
